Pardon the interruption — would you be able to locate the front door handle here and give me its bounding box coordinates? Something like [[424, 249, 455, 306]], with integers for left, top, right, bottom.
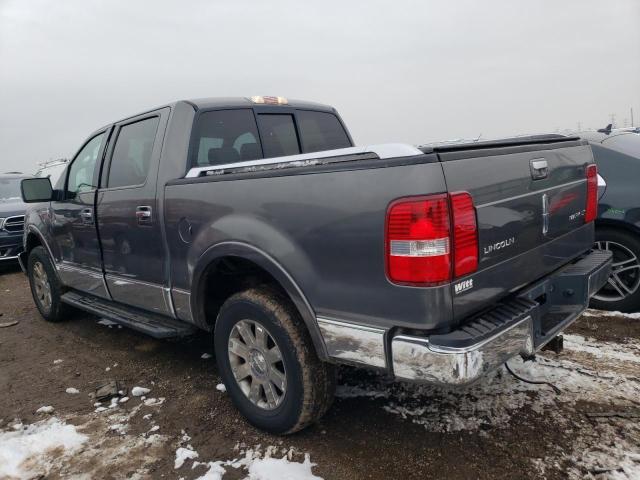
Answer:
[[80, 208, 93, 224], [136, 206, 152, 225]]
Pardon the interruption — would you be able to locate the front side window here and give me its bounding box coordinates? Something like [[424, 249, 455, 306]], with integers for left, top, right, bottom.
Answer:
[[191, 109, 262, 166], [67, 133, 105, 195], [297, 110, 351, 153], [108, 117, 160, 188], [257, 114, 300, 158]]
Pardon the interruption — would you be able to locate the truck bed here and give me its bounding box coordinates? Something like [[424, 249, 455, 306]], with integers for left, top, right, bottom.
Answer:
[[165, 135, 595, 335]]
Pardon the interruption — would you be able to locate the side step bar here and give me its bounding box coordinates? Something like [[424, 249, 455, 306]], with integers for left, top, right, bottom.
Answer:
[[61, 291, 198, 339]]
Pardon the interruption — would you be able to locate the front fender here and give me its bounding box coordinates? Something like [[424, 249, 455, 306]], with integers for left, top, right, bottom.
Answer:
[[190, 241, 329, 361]]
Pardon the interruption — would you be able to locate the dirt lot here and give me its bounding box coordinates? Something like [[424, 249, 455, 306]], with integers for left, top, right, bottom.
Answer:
[[1, 266, 639, 480]]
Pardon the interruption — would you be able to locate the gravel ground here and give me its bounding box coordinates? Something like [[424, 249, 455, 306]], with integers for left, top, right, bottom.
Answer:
[[0, 265, 639, 480]]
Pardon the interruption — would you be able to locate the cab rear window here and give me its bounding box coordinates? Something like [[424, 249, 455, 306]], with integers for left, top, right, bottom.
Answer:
[[189, 108, 352, 167], [191, 109, 262, 166], [296, 110, 351, 153], [256, 114, 301, 158]]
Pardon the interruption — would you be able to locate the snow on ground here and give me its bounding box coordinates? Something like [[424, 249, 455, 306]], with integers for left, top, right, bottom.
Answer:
[[583, 308, 640, 320], [173, 441, 323, 480], [175, 446, 199, 468], [0, 418, 87, 479], [0, 388, 170, 479], [337, 331, 640, 478], [97, 318, 118, 326], [131, 386, 151, 396]]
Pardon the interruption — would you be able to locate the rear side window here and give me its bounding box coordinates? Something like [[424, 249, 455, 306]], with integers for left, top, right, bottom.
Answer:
[[192, 109, 262, 166], [257, 114, 301, 158], [297, 110, 351, 153], [108, 117, 159, 188]]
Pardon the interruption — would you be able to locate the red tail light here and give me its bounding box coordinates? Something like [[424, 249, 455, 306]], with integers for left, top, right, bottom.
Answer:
[[385, 192, 478, 286], [450, 192, 479, 277], [585, 164, 598, 223]]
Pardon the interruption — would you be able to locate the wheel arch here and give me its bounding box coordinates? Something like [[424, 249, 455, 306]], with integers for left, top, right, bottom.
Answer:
[[190, 241, 329, 361], [23, 226, 61, 281]]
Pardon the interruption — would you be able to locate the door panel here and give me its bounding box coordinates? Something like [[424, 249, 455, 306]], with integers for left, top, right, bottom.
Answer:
[[51, 130, 110, 297], [96, 108, 170, 314]]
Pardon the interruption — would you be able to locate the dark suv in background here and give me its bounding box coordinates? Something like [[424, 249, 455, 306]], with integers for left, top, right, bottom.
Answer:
[[0, 173, 30, 266], [580, 129, 640, 312]]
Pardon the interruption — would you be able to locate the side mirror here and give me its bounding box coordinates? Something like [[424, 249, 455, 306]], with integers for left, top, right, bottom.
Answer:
[[21, 177, 53, 203]]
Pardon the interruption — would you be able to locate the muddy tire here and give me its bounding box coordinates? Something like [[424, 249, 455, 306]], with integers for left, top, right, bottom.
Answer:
[[214, 287, 336, 435], [27, 246, 70, 322], [591, 228, 640, 313]]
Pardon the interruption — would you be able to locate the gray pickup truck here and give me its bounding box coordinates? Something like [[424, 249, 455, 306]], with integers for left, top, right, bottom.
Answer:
[[19, 96, 611, 434]]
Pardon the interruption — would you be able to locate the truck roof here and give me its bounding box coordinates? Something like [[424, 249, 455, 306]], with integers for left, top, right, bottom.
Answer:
[[185, 97, 335, 112], [97, 97, 337, 133]]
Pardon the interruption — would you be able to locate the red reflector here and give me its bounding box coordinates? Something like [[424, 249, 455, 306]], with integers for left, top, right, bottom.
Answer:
[[585, 164, 598, 223], [450, 192, 479, 278], [385, 195, 451, 285]]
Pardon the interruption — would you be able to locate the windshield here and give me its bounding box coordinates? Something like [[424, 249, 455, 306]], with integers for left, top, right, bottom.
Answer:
[[0, 177, 22, 202]]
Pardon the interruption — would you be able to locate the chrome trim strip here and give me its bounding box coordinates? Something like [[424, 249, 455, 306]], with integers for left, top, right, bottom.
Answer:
[[105, 273, 171, 316], [171, 288, 193, 322], [58, 262, 109, 298], [163, 286, 177, 318], [58, 262, 103, 278], [475, 178, 585, 208], [0, 255, 19, 262], [317, 317, 387, 369], [185, 143, 423, 178]]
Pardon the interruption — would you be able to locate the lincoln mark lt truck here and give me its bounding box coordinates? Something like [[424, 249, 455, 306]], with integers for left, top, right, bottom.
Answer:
[[19, 96, 611, 434]]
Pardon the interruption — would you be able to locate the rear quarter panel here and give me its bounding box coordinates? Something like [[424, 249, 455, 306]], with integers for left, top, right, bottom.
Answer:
[[164, 158, 453, 332]]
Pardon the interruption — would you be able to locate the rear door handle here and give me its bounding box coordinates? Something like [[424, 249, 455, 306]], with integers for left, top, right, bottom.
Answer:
[[136, 206, 152, 225], [80, 208, 93, 224]]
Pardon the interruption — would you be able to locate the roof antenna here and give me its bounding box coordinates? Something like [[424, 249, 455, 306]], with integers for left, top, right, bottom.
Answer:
[[597, 123, 613, 134]]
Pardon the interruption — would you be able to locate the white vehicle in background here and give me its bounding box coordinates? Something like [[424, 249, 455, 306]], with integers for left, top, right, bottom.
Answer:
[[35, 159, 69, 187]]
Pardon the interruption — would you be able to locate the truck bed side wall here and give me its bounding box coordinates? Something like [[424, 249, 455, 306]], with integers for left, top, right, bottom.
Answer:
[[163, 158, 453, 333]]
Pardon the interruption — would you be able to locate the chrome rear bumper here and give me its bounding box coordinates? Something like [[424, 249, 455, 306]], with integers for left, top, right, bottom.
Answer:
[[392, 316, 535, 385], [391, 249, 612, 386]]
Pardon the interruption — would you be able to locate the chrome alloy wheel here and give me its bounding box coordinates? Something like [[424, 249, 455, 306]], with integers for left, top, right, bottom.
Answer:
[[593, 240, 640, 302], [228, 319, 287, 410], [32, 261, 52, 311]]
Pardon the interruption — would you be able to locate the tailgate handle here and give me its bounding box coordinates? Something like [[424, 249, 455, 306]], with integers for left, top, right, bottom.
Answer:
[[530, 159, 549, 180]]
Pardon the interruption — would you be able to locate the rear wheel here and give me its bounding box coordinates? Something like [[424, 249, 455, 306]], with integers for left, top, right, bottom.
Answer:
[[27, 246, 71, 322], [591, 228, 640, 312], [214, 287, 335, 434]]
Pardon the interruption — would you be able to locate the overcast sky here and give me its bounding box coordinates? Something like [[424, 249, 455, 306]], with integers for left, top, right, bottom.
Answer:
[[1, 0, 638, 173]]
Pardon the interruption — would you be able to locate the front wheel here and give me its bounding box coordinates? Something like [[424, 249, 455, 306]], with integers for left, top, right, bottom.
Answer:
[[214, 287, 335, 434], [591, 228, 640, 312], [27, 246, 71, 322]]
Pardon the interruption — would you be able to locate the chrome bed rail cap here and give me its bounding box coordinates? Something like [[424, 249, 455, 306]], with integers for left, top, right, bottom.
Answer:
[[185, 143, 424, 178]]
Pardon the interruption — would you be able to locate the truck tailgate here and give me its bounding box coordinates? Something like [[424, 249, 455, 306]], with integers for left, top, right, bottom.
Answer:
[[433, 137, 595, 323]]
